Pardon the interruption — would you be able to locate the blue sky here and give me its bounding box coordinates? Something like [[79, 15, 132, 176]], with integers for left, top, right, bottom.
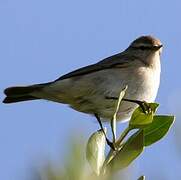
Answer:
[[0, 0, 181, 179]]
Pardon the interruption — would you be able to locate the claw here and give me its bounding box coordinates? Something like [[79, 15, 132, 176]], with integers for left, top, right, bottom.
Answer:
[[139, 101, 152, 114], [106, 139, 117, 151]]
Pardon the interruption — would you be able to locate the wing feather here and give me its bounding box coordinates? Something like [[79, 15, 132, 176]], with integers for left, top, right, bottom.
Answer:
[[55, 53, 136, 81]]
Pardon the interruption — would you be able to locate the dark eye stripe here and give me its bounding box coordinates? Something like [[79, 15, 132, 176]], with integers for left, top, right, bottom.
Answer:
[[139, 46, 152, 50], [132, 46, 152, 50]]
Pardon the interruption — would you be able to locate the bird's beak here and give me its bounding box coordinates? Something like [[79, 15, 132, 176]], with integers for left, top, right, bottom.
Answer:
[[153, 45, 163, 51]]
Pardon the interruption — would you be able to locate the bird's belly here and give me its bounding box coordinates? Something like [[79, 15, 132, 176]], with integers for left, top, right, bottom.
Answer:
[[102, 67, 160, 121], [79, 67, 160, 121], [44, 67, 160, 122]]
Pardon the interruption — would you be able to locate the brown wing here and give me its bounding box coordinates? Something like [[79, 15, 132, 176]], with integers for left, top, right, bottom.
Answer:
[[55, 52, 136, 81]]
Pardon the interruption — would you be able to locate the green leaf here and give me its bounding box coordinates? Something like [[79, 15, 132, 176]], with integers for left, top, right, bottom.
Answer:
[[113, 86, 128, 119], [107, 130, 144, 172], [129, 103, 159, 129], [86, 129, 106, 175], [144, 115, 175, 146], [111, 86, 128, 141]]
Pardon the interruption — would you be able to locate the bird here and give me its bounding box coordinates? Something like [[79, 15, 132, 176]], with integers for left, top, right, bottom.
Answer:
[[3, 35, 162, 123]]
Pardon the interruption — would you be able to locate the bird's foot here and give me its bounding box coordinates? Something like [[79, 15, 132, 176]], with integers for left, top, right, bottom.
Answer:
[[138, 101, 152, 114], [106, 138, 117, 151]]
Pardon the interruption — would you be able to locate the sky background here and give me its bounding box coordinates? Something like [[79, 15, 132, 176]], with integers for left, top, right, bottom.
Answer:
[[0, 0, 181, 179]]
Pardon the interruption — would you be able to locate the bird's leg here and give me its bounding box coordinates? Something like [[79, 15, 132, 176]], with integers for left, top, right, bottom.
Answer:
[[94, 114, 116, 150], [105, 96, 151, 114], [122, 98, 151, 114]]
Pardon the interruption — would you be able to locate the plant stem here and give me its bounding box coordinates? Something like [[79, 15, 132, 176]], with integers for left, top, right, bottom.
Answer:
[[115, 127, 130, 147], [102, 126, 130, 173]]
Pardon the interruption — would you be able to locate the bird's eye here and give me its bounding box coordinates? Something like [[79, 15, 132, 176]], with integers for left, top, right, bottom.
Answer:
[[138, 46, 150, 50], [131, 45, 151, 50]]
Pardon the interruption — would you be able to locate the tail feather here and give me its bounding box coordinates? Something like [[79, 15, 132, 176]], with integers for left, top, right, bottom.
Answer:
[[3, 95, 40, 103], [3, 84, 44, 104], [5, 86, 38, 95]]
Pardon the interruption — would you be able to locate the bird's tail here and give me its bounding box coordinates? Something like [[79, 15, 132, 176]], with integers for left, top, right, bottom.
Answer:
[[3, 84, 46, 104]]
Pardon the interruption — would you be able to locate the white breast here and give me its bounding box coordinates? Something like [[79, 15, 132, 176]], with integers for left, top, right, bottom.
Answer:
[[143, 53, 161, 102], [115, 53, 161, 121]]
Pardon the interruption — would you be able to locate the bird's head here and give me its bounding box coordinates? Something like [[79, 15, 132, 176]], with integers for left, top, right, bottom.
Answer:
[[126, 35, 163, 67]]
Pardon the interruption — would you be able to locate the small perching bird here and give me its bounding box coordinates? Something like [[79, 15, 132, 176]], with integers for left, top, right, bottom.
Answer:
[[3, 35, 162, 126]]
